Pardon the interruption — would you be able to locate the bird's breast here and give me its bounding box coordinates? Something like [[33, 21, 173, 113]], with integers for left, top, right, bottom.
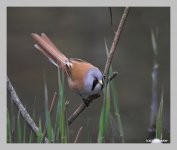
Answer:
[[67, 59, 94, 91]]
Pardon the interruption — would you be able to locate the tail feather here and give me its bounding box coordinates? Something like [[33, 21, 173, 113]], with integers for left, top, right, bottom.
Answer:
[[40, 33, 67, 60], [34, 43, 58, 67], [31, 33, 68, 69]]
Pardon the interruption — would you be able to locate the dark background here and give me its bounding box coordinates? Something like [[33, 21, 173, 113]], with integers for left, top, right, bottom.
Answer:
[[7, 7, 170, 143]]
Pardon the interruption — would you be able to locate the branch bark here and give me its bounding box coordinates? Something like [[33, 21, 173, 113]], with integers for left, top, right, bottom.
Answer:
[[67, 7, 130, 126], [103, 7, 130, 78], [7, 76, 49, 143]]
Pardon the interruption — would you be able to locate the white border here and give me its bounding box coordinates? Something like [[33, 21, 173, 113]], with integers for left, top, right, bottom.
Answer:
[[0, 0, 176, 149], [1, 0, 175, 7]]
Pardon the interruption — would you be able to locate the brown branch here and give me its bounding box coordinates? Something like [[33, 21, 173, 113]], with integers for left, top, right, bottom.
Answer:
[[103, 7, 130, 78], [67, 7, 130, 126], [7, 76, 49, 143], [68, 103, 86, 126], [108, 71, 118, 82], [68, 94, 100, 125]]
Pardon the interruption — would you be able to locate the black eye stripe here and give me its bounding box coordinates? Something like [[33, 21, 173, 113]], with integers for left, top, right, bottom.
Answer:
[[91, 79, 98, 91], [101, 79, 104, 90]]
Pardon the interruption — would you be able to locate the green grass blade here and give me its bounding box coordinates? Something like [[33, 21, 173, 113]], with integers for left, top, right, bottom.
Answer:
[[56, 68, 68, 143], [109, 113, 118, 143], [10, 96, 16, 140], [23, 120, 26, 143], [156, 88, 164, 139], [110, 67, 124, 142], [17, 112, 22, 143], [7, 110, 11, 143], [29, 104, 36, 143], [37, 119, 43, 143], [54, 82, 61, 142], [45, 111, 53, 142], [97, 82, 111, 143], [54, 100, 60, 142], [44, 97, 54, 142], [104, 38, 124, 142], [29, 130, 34, 143], [44, 77, 54, 142], [97, 111, 105, 142], [55, 127, 60, 143]]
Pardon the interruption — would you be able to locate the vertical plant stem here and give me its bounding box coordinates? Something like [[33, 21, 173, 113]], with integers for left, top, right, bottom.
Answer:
[[97, 82, 111, 143], [57, 69, 68, 143], [42, 91, 57, 142], [7, 110, 11, 143], [156, 87, 164, 139], [110, 74, 124, 142]]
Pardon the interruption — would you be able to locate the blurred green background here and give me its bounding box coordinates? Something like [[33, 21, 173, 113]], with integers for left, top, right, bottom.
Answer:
[[7, 7, 170, 143]]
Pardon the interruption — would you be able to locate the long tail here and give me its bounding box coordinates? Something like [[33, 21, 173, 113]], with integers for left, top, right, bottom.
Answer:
[[31, 33, 68, 70]]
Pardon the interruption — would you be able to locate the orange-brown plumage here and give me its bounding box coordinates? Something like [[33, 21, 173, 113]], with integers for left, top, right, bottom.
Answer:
[[31, 33, 103, 102], [68, 59, 94, 91]]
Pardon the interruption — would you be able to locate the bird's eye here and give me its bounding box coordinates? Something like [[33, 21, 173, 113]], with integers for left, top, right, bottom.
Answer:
[[91, 78, 98, 91]]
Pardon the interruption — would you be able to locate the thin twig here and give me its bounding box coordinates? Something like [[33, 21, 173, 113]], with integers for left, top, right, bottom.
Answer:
[[42, 91, 57, 142], [7, 76, 49, 143], [108, 72, 118, 82], [109, 7, 116, 33], [68, 103, 86, 126], [67, 7, 130, 126], [49, 92, 58, 113], [103, 7, 130, 79], [67, 94, 100, 126], [74, 126, 83, 143]]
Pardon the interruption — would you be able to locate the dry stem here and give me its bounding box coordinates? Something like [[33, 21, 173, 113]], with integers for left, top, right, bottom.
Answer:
[[7, 76, 49, 143], [74, 126, 83, 143], [67, 7, 130, 126]]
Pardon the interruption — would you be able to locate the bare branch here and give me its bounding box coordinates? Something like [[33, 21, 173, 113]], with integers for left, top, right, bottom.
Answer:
[[67, 7, 130, 126], [68, 103, 86, 126], [103, 7, 130, 79], [7, 76, 49, 143]]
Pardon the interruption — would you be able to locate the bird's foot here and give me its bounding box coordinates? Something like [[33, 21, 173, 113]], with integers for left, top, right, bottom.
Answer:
[[82, 94, 100, 107], [82, 98, 90, 107]]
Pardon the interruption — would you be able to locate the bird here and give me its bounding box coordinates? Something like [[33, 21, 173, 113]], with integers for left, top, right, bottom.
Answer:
[[31, 33, 104, 106]]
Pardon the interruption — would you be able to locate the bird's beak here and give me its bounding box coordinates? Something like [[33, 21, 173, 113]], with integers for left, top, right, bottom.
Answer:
[[98, 80, 103, 86]]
